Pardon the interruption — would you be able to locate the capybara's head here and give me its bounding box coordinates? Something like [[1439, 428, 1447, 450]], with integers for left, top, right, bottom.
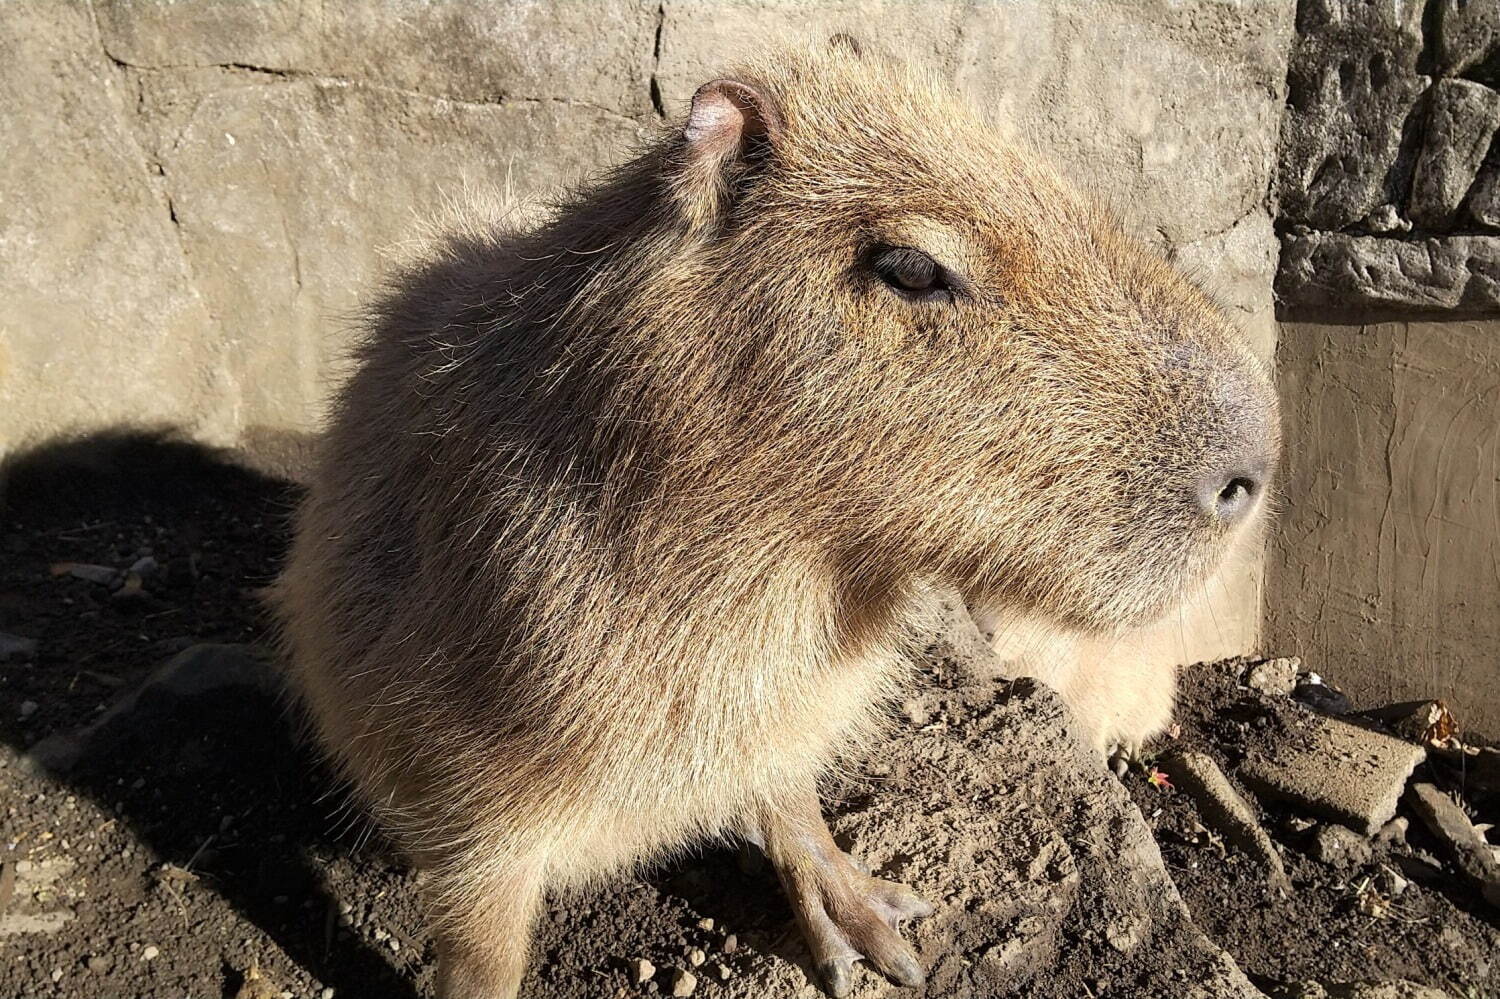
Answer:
[[484, 43, 1279, 635]]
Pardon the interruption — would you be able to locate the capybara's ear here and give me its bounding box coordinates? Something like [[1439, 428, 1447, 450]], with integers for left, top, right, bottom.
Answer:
[[672, 78, 780, 229]]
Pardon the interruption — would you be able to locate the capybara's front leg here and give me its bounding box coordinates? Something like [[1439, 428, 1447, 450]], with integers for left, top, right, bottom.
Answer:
[[427, 857, 545, 999], [754, 790, 933, 997]]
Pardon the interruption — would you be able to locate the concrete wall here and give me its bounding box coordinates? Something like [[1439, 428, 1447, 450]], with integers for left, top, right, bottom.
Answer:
[[0, 0, 1295, 665], [1269, 320, 1500, 734]]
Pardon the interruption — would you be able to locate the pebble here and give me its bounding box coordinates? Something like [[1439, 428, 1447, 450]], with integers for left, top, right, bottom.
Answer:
[[1311, 824, 1373, 869], [1244, 656, 1301, 696], [670, 968, 697, 996], [86, 956, 110, 974], [51, 968, 63, 982], [321, 989, 335, 999], [695, 917, 714, 931], [0, 632, 37, 662], [632, 957, 656, 984], [721, 934, 738, 954], [716, 963, 732, 981], [142, 945, 160, 961], [687, 947, 706, 967]]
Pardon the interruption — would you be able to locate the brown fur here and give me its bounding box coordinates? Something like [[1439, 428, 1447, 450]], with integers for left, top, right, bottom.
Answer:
[[274, 44, 1278, 997]]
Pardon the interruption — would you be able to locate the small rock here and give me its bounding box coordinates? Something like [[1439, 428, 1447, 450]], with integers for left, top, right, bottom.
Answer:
[[670, 968, 697, 996], [0, 632, 37, 662], [632, 958, 656, 984], [19, 700, 38, 718], [1311, 824, 1373, 869], [1165, 750, 1289, 889], [321, 989, 335, 999], [142, 945, 159, 961], [694, 917, 714, 932], [687, 947, 705, 967], [1283, 815, 1317, 835], [721, 934, 737, 954], [50, 561, 121, 586], [1244, 657, 1301, 696], [86, 955, 110, 974], [1375, 864, 1410, 899], [1358, 203, 1412, 234], [1405, 782, 1500, 908], [1374, 816, 1409, 849], [128, 555, 160, 577], [715, 963, 731, 981], [51, 968, 63, 982]]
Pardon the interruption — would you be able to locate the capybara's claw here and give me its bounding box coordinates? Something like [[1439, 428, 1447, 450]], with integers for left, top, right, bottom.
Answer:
[[780, 850, 930, 994]]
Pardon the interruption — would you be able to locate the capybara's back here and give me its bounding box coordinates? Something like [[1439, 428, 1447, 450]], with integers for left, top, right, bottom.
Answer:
[[275, 42, 1277, 998]]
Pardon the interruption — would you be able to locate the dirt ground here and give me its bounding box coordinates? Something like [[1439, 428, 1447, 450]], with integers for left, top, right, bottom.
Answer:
[[1, 437, 1495, 998]]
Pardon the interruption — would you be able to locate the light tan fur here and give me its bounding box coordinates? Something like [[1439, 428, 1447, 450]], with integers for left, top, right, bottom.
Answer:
[[274, 43, 1277, 998]]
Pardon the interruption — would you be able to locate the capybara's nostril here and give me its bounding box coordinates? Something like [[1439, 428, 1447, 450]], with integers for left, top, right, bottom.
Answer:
[[1198, 468, 1264, 525]]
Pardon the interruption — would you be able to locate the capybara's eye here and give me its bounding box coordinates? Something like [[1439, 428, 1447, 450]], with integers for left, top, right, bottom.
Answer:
[[870, 245, 952, 303]]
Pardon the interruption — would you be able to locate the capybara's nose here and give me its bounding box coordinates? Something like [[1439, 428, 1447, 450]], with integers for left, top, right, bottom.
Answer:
[[1196, 462, 1266, 526]]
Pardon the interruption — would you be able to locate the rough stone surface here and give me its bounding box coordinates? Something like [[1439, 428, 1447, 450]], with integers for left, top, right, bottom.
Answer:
[[1277, 233, 1500, 312], [1238, 715, 1425, 836], [1267, 320, 1500, 736], [1164, 750, 1289, 889], [1408, 79, 1500, 229], [1465, 154, 1500, 229], [93, 0, 659, 115], [1431, 0, 1500, 82], [1277, 0, 1429, 231]]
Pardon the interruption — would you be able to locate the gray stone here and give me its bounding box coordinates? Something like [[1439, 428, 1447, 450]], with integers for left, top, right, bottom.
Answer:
[[1311, 823, 1374, 869], [1239, 714, 1426, 835], [1432, 0, 1500, 81], [1244, 657, 1301, 696], [0, 632, 37, 662], [1278, 0, 1429, 230], [1165, 750, 1289, 889], [1405, 782, 1500, 908], [1466, 160, 1500, 229], [1277, 233, 1500, 312], [1409, 80, 1500, 229]]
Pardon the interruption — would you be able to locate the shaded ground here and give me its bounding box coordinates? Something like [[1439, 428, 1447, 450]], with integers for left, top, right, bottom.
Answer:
[[0, 437, 1494, 998]]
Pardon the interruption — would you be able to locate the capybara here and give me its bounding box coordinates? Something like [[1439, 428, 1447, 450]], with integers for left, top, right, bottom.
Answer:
[[274, 41, 1278, 998]]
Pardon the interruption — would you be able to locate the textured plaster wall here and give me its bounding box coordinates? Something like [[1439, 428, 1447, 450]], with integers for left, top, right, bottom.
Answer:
[[1269, 320, 1500, 734], [0, 1, 1296, 664]]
